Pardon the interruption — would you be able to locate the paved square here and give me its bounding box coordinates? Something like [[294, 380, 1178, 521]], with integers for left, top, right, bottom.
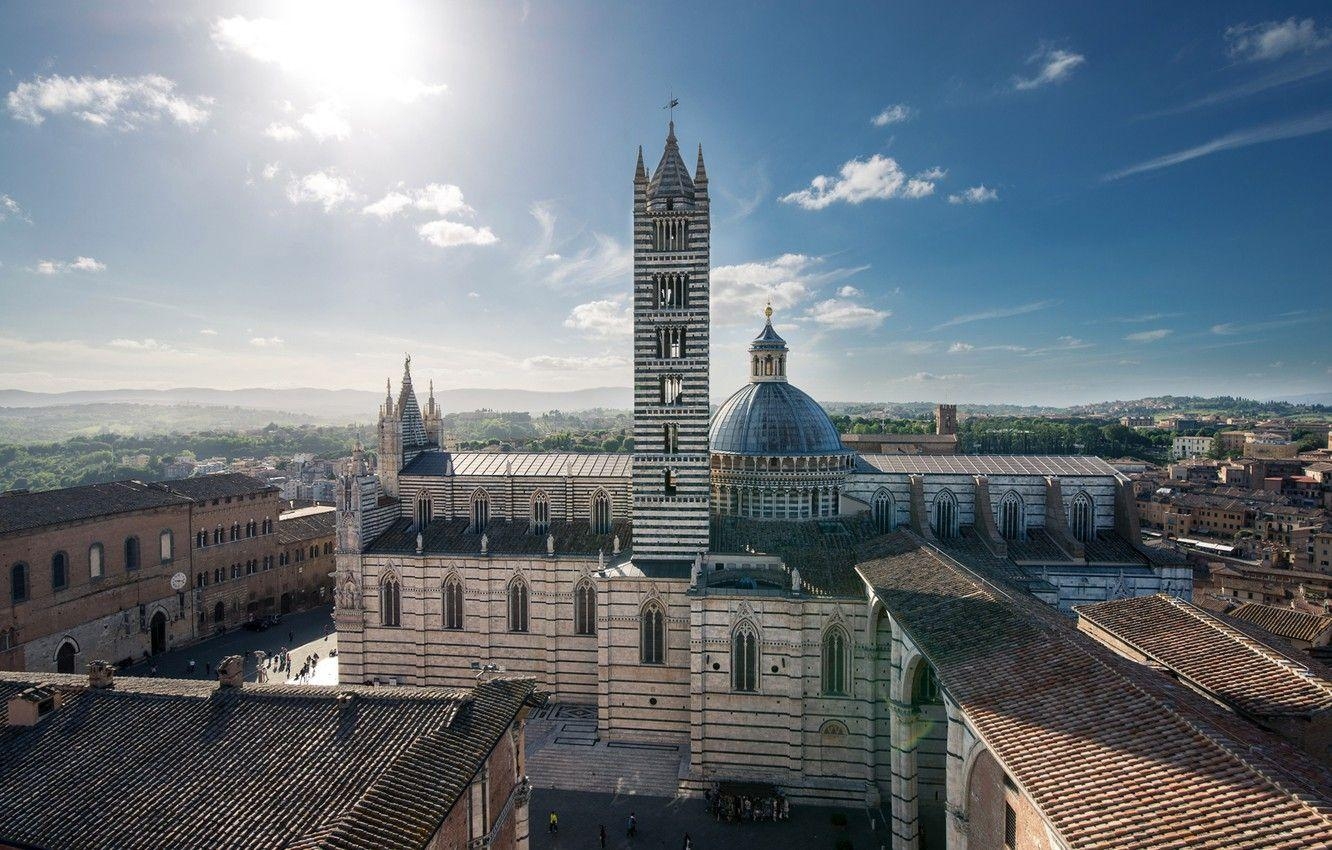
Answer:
[[531, 789, 884, 850]]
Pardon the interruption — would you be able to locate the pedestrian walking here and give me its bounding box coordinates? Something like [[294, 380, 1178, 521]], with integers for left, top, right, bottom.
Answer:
[[187, 659, 196, 675], [682, 832, 692, 850], [548, 811, 558, 834], [149, 665, 157, 677], [627, 812, 637, 838], [289, 630, 294, 643], [205, 662, 211, 675], [599, 824, 606, 848]]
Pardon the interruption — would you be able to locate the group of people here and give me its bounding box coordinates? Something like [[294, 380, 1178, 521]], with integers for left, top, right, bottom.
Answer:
[[548, 812, 692, 847], [705, 786, 789, 823]]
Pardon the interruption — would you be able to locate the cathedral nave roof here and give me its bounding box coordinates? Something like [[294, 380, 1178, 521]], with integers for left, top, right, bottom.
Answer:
[[400, 450, 632, 479], [366, 516, 630, 558]]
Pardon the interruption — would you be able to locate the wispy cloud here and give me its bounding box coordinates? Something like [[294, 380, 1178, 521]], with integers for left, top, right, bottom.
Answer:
[[32, 256, 106, 275], [109, 338, 175, 352], [0, 194, 30, 223], [947, 185, 998, 205], [1138, 55, 1332, 119], [710, 254, 868, 322], [1012, 46, 1086, 91], [249, 336, 284, 348], [1124, 328, 1172, 342], [1107, 112, 1332, 179], [871, 104, 913, 126], [417, 219, 498, 248], [1105, 312, 1182, 323], [1026, 335, 1093, 356], [806, 298, 890, 330], [948, 341, 1027, 354], [781, 155, 939, 209], [1212, 315, 1319, 335], [896, 371, 967, 383], [7, 74, 213, 129], [363, 183, 471, 219], [522, 353, 628, 371], [1227, 17, 1331, 62], [932, 300, 1054, 330], [523, 203, 629, 289]]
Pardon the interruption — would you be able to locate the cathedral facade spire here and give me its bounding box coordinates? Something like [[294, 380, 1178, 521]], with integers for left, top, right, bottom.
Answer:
[[632, 119, 711, 562]]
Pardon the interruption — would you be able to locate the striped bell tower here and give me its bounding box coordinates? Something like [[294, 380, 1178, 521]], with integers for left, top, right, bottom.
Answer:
[[631, 120, 711, 563]]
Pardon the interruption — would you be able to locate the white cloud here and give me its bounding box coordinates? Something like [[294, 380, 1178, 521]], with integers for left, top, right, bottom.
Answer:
[[7, 74, 212, 129], [932, 299, 1054, 330], [1027, 336, 1093, 355], [710, 253, 867, 321], [837, 285, 862, 298], [109, 338, 174, 352], [915, 166, 947, 181], [1013, 47, 1086, 91], [544, 253, 562, 262], [522, 353, 628, 371], [365, 183, 473, 219], [947, 341, 1028, 354], [1227, 18, 1331, 62], [781, 154, 938, 209], [467, 291, 480, 299], [564, 297, 631, 338], [948, 185, 999, 204], [1124, 328, 1172, 342], [0, 194, 29, 223], [361, 191, 414, 219], [806, 298, 890, 330], [286, 170, 358, 211], [264, 122, 300, 141], [948, 342, 975, 353], [298, 101, 351, 141], [1106, 111, 1332, 180], [249, 336, 284, 347], [900, 371, 966, 382], [261, 162, 281, 181], [525, 204, 629, 289], [871, 104, 913, 126], [32, 256, 106, 275], [199, 329, 218, 336], [417, 219, 498, 248]]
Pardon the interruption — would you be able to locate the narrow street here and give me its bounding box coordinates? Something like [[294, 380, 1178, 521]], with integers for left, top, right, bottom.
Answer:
[[119, 604, 336, 683]]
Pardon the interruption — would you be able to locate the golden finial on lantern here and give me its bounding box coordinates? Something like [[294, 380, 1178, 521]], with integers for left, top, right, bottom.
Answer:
[[764, 300, 773, 321]]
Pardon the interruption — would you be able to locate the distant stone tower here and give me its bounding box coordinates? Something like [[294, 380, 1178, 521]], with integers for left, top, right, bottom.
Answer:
[[376, 355, 429, 499], [377, 378, 402, 499], [935, 404, 958, 436], [423, 379, 443, 447], [631, 121, 711, 563]]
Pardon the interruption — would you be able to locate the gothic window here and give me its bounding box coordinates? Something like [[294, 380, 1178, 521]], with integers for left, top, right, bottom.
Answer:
[[732, 622, 759, 692], [657, 326, 686, 359], [416, 495, 433, 529], [655, 273, 688, 308], [10, 563, 28, 604], [213, 527, 222, 545], [88, 543, 103, 579], [471, 489, 490, 533], [640, 601, 664, 664], [999, 492, 1024, 541], [663, 469, 677, 496], [574, 579, 596, 636], [380, 575, 401, 627], [591, 490, 612, 534], [652, 218, 688, 250], [196, 530, 206, 549], [1071, 492, 1095, 543], [532, 490, 550, 535], [160, 529, 174, 563], [56, 640, 77, 674], [51, 552, 68, 592], [124, 536, 141, 571], [507, 578, 529, 633], [660, 374, 683, 405], [443, 575, 464, 630], [230, 523, 240, 541], [822, 625, 849, 696], [910, 662, 943, 707], [932, 490, 958, 540], [663, 423, 679, 454], [872, 489, 894, 533]]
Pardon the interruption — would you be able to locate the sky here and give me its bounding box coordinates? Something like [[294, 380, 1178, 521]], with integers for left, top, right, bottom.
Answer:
[[1, 1, 1330, 406]]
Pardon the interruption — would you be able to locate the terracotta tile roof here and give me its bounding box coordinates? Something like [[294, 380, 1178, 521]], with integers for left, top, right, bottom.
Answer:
[[279, 508, 337, 545], [1077, 594, 1332, 718], [0, 673, 539, 850], [161, 472, 280, 500], [708, 515, 890, 597], [1227, 602, 1332, 645], [856, 533, 1332, 850], [401, 451, 631, 478], [0, 480, 192, 535], [855, 454, 1119, 477]]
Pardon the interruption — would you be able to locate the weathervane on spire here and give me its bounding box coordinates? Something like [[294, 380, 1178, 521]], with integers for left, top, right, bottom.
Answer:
[[663, 93, 679, 122]]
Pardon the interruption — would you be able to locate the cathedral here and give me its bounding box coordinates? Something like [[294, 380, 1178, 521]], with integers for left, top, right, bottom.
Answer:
[[333, 120, 1196, 824]]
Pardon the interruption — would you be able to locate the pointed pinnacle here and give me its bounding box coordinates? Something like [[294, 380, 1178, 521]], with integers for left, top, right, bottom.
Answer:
[[635, 145, 646, 181], [695, 143, 707, 181]]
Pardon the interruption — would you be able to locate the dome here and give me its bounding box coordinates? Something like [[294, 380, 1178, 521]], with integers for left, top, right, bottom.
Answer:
[[709, 381, 844, 456]]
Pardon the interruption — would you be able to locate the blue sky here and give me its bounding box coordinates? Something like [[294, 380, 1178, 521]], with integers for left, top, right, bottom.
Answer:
[[1, 1, 1329, 406]]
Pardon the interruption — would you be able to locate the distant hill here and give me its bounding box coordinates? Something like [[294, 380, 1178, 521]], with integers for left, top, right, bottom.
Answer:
[[0, 386, 633, 421]]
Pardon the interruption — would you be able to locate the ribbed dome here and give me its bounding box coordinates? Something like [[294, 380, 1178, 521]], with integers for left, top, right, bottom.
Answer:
[[709, 382, 844, 456]]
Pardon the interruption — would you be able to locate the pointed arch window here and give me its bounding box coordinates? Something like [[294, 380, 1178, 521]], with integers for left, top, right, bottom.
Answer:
[[732, 622, 759, 692], [51, 552, 68, 592], [822, 625, 849, 696], [443, 575, 464, 630], [10, 562, 28, 604], [507, 577, 529, 632], [471, 489, 490, 533], [380, 575, 401, 627], [574, 579, 596, 636], [532, 490, 550, 535], [640, 601, 664, 664], [1070, 492, 1095, 543], [416, 494, 433, 529], [998, 492, 1024, 541], [88, 543, 103, 580], [591, 490, 612, 534], [872, 489, 894, 533], [124, 536, 141, 571], [911, 662, 943, 707], [932, 490, 958, 540]]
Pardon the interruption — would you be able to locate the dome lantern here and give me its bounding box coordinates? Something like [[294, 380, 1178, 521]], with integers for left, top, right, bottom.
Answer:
[[749, 303, 788, 383]]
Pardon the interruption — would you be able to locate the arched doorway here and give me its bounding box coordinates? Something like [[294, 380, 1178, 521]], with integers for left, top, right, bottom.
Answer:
[[280, 592, 293, 614], [213, 601, 225, 626], [56, 640, 76, 674], [150, 611, 168, 655]]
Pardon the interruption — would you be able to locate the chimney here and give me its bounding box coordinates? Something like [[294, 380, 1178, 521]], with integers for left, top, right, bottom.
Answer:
[[217, 655, 245, 689], [87, 660, 115, 689], [6, 685, 64, 727]]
